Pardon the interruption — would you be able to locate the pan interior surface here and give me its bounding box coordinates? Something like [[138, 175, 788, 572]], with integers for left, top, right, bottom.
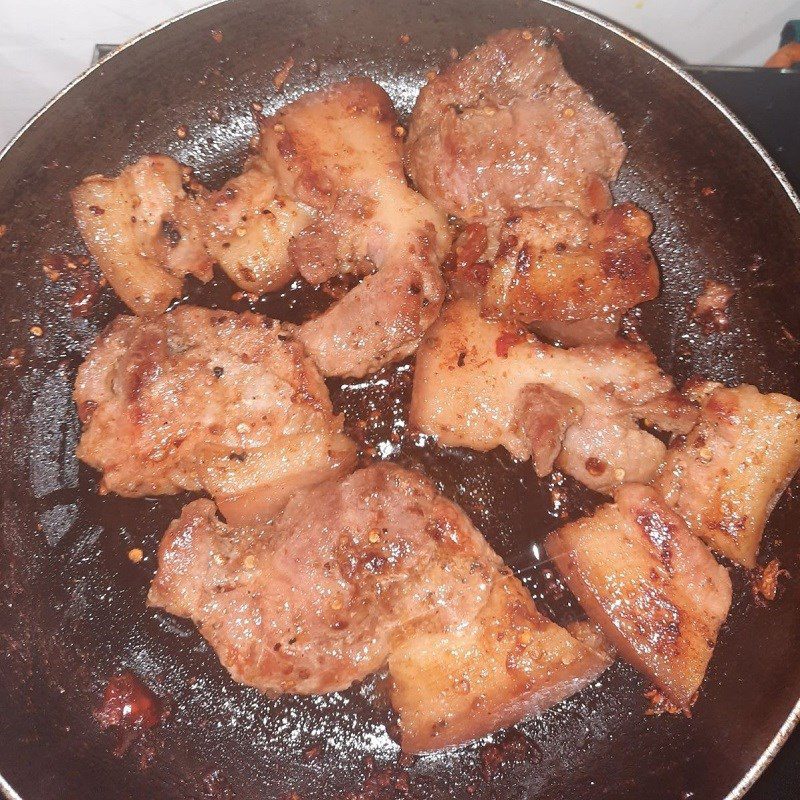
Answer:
[[1, 1, 799, 799]]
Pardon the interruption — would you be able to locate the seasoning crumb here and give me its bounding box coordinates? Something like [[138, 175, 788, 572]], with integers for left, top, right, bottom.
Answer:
[[208, 107, 222, 123], [251, 100, 264, 113], [176, 125, 188, 139], [243, 555, 256, 569], [449, 47, 459, 60], [1, 347, 24, 369], [393, 124, 406, 139], [127, 548, 144, 564], [273, 122, 286, 134], [29, 325, 43, 337], [701, 186, 716, 197], [273, 56, 295, 91], [43, 263, 61, 281], [210, 28, 224, 43], [752, 558, 786, 602], [521, 30, 533, 41], [367, 528, 381, 544], [399, 33, 411, 44]]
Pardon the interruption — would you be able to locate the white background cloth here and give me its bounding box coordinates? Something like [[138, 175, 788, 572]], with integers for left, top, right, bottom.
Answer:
[[1, 0, 799, 148]]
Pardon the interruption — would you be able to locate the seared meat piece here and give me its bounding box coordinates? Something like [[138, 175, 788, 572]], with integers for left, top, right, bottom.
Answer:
[[410, 299, 696, 493], [406, 28, 626, 220], [74, 306, 355, 524], [388, 570, 608, 752], [545, 484, 732, 708], [148, 464, 610, 752], [257, 78, 451, 377], [201, 157, 310, 293], [482, 204, 659, 325], [656, 380, 800, 568], [72, 155, 212, 317]]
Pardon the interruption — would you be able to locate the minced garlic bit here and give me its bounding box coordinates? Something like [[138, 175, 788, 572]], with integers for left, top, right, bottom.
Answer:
[[273, 122, 286, 134], [127, 548, 144, 564], [243, 555, 256, 569], [367, 528, 381, 544], [29, 325, 43, 337], [521, 30, 533, 41], [562, 107, 575, 118], [613, 467, 626, 482], [176, 125, 188, 139], [399, 33, 411, 44]]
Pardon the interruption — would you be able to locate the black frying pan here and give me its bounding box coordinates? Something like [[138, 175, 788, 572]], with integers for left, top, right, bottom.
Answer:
[[1, 1, 800, 798]]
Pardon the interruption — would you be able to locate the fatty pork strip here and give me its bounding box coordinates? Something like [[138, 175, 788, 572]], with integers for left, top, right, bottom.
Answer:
[[74, 306, 355, 524], [148, 464, 611, 752], [406, 28, 626, 220], [410, 298, 697, 492], [545, 484, 732, 708], [656, 380, 800, 568], [72, 155, 213, 316], [257, 78, 452, 378]]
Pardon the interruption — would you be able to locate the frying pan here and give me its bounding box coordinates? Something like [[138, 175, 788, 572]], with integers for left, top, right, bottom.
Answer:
[[1, 1, 799, 798]]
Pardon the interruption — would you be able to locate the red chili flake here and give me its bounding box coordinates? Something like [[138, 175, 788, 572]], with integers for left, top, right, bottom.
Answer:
[[273, 56, 295, 91], [701, 186, 716, 197], [0, 224, 7, 238], [94, 671, 168, 756], [210, 28, 224, 43], [495, 330, 524, 358]]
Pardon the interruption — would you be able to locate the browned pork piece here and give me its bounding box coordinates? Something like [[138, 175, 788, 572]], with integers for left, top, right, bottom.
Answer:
[[545, 484, 732, 708], [71, 155, 212, 316], [656, 380, 800, 568], [201, 156, 311, 293], [257, 78, 452, 377], [406, 28, 626, 220], [410, 298, 696, 492], [74, 306, 355, 524], [148, 464, 611, 752], [481, 204, 659, 325]]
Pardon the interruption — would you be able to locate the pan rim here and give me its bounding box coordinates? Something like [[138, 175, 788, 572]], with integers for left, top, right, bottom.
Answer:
[[0, 1, 798, 799]]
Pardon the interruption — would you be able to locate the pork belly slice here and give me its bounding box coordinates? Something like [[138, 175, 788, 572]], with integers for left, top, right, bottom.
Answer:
[[406, 28, 626, 220], [71, 155, 213, 317], [74, 305, 354, 524], [482, 204, 659, 325], [200, 156, 311, 293], [148, 464, 610, 751], [656, 380, 800, 568], [545, 484, 732, 708], [410, 298, 696, 492], [389, 572, 608, 752], [257, 78, 451, 377]]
